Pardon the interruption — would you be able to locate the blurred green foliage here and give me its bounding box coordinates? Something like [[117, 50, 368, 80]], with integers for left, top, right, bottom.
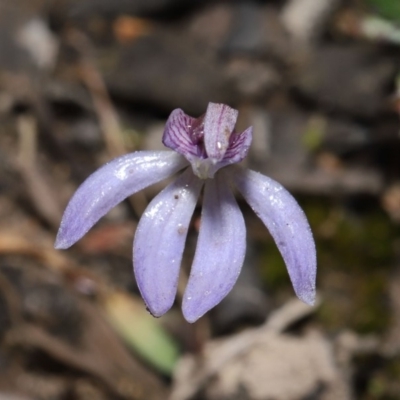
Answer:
[[366, 0, 400, 22], [105, 292, 179, 375]]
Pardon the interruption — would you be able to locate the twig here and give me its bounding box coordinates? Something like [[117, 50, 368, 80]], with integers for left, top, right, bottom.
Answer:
[[16, 114, 63, 228], [0, 271, 24, 327], [65, 28, 148, 216], [281, 0, 341, 45], [170, 297, 320, 400]]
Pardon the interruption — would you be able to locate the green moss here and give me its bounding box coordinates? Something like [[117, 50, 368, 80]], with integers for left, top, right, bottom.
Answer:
[[363, 357, 400, 399], [257, 240, 287, 290]]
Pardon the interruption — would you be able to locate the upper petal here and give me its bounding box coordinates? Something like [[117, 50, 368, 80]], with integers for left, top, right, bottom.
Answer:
[[182, 172, 246, 323], [55, 151, 188, 249], [204, 103, 238, 163], [232, 168, 316, 305], [134, 168, 203, 317]]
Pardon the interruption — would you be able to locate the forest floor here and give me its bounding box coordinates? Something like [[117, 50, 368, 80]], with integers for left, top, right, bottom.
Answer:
[[1, 0, 400, 399]]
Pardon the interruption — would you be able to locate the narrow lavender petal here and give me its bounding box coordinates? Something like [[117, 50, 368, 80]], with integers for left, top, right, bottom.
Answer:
[[55, 151, 188, 249], [233, 168, 317, 305], [134, 168, 203, 317], [204, 103, 238, 163], [182, 173, 246, 323], [162, 108, 199, 160]]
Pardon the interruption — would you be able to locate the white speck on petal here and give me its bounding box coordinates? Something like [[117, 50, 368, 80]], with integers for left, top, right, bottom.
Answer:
[[269, 194, 283, 207]]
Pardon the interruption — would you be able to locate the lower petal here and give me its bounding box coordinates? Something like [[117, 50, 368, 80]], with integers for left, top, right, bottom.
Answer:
[[134, 168, 203, 317], [233, 168, 317, 305], [182, 172, 246, 323]]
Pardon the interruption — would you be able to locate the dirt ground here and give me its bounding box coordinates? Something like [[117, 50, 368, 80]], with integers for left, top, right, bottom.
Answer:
[[1, 0, 400, 399]]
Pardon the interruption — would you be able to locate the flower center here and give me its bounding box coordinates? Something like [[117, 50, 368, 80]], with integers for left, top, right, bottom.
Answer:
[[188, 115, 207, 159]]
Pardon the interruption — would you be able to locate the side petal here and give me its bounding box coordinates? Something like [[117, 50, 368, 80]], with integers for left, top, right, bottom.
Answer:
[[204, 103, 238, 162], [233, 168, 316, 305], [182, 172, 246, 323], [134, 168, 203, 317], [55, 151, 188, 249], [162, 108, 199, 160], [223, 126, 253, 165]]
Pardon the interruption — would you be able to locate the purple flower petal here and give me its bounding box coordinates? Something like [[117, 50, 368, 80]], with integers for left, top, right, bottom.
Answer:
[[220, 126, 253, 166], [182, 172, 246, 323], [204, 103, 239, 162], [162, 108, 199, 161], [232, 168, 316, 305], [134, 168, 203, 317], [192, 125, 254, 179], [55, 151, 188, 249]]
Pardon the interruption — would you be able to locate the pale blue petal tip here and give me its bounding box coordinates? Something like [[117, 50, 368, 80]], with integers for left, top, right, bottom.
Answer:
[[297, 285, 316, 306], [182, 306, 203, 324], [54, 237, 68, 250], [145, 301, 171, 319]]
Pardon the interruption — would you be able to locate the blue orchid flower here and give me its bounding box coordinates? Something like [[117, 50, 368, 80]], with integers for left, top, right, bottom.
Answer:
[[55, 103, 316, 323]]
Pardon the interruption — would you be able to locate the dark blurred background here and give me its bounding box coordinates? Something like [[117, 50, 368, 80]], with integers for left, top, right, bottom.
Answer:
[[1, 0, 400, 399]]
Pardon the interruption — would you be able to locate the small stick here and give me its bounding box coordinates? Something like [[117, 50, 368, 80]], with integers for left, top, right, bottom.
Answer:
[[16, 114, 63, 228], [65, 28, 148, 216]]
